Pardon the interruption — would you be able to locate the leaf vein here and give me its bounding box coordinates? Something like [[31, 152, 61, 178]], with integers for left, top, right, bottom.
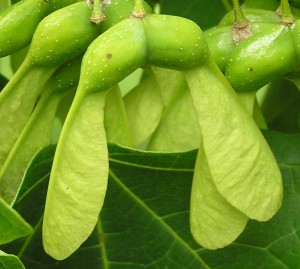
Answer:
[[109, 170, 211, 269], [109, 158, 193, 172]]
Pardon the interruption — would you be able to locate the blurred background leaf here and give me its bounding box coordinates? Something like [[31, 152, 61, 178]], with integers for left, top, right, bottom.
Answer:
[[0, 251, 25, 269], [241, 0, 279, 10], [159, 0, 230, 30]]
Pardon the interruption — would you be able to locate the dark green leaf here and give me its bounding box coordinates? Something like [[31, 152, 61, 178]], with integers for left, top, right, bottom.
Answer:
[[260, 79, 300, 133], [2, 130, 300, 268], [242, 0, 279, 10], [0, 74, 8, 91], [159, 0, 228, 30]]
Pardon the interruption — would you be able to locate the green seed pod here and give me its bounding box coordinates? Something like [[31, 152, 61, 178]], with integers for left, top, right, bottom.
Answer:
[[30, 1, 151, 66], [205, 22, 282, 72], [204, 25, 235, 72], [219, 8, 281, 26], [77, 18, 147, 94], [0, 0, 82, 58], [225, 24, 297, 91], [0, 0, 47, 57], [143, 14, 210, 69], [30, 2, 106, 66]]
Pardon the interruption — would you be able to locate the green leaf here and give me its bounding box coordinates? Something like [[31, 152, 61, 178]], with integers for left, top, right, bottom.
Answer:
[[3, 130, 300, 268], [0, 196, 32, 245], [0, 251, 25, 269], [160, 0, 228, 30], [260, 78, 300, 133]]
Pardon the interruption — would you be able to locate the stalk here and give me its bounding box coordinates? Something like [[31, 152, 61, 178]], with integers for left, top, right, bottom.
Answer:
[[90, 0, 105, 24], [231, 0, 251, 42], [280, 0, 294, 25], [132, 0, 146, 18]]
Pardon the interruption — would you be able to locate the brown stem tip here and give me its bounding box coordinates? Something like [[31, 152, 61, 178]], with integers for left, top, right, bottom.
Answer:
[[232, 20, 252, 43]]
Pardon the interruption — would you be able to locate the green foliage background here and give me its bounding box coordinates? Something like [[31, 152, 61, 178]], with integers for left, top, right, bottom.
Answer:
[[1, 0, 300, 268], [1, 130, 300, 269]]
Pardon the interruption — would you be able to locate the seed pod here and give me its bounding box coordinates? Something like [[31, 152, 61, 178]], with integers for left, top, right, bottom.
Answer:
[[143, 14, 209, 69], [0, 0, 47, 57], [204, 25, 236, 72], [30, 0, 151, 66], [0, 0, 81, 58], [30, 2, 111, 66], [205, 22, 282, 72], [225, 24, 296, 91]]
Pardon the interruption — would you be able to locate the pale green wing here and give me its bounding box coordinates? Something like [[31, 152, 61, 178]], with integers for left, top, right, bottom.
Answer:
[[190, 143, 248, 249], [43, 91, 109, 260], [184, 61, 283, 221]]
